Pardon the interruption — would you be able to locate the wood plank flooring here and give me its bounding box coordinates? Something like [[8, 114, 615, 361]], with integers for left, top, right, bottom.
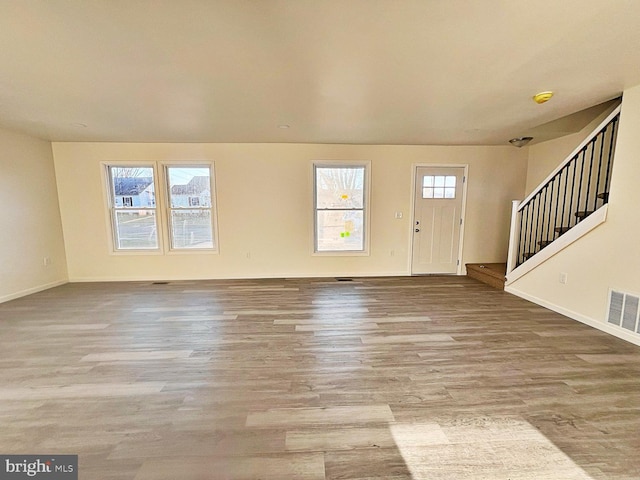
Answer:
[[0, 276, 639, 479]]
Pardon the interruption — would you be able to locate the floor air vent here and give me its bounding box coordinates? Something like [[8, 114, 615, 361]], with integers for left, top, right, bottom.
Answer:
[[608, 290, 640, 333]]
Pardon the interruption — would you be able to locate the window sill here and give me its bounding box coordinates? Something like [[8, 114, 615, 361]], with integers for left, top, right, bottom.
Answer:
[[312, 250, 370, 257], [167, 248, 219, 255], [109, 249, 163, 256]]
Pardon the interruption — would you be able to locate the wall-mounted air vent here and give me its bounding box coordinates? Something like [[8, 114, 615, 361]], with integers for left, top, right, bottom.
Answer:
[[607, 289, 640, 333]]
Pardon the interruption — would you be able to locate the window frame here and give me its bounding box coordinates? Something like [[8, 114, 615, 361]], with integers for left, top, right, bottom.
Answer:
[[103, 163, 162, 254], [163, 162, 219, 254], [102, 161, 219, 255], [312, 160, 371, 256]]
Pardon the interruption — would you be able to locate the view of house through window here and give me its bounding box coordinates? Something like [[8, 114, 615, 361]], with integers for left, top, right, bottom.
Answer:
[[109, 166, 158, 250], [106, 164, 216, 252], [314, 164, 367, 252], [166, 166, 215, 249]]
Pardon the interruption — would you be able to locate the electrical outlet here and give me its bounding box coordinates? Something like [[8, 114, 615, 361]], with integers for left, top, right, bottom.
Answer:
[[394, 212, 403, 219], [559, 272, 567, 284], [43, 257, 51, 267]]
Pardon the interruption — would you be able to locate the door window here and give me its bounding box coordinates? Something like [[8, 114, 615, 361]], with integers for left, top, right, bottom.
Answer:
[[422, 175, 456, 199]]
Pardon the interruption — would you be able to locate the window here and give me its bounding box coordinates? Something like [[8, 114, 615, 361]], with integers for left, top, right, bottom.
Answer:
[[314, 163, 369, 253], [422, 175, 456, 199], [104, 163, 217, 253], [107, 166, 158, 250], [166, 166, 216, 250]]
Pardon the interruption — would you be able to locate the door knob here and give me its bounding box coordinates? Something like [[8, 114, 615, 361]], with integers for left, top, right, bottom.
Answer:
[[415, 228, 420, 233]]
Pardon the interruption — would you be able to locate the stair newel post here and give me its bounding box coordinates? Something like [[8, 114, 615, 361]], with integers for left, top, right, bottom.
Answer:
[[506, 200, 521, 276]]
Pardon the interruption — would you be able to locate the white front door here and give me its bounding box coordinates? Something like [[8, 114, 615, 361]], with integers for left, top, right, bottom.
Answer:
[[411, 166, 465, 274]]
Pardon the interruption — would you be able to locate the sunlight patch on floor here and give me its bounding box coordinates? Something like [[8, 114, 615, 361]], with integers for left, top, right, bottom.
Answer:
[[390, 416, 595, 480]]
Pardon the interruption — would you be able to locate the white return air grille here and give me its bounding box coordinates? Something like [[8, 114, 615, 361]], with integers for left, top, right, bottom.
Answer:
[[607, 289, 640, 334]]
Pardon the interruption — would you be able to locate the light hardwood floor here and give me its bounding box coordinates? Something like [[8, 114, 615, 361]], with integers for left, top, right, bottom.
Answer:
[[0, 276, 639, 479]]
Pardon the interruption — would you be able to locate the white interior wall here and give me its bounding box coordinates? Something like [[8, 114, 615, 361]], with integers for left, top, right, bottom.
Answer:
[[0, 127, 68, 302], [52, 142, 527, 282], [525, 102, 620, 195], [508, 84, 640, 346]]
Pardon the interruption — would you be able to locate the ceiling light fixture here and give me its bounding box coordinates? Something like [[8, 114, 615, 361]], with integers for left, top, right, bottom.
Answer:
[[533, 91, 554, 104], [509, 136, 533, 148]]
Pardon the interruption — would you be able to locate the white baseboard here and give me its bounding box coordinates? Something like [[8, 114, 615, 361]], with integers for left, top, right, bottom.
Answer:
[[506, 285, 640, 347], [67, 271, 413, 283], [0, 279, 68, 304]]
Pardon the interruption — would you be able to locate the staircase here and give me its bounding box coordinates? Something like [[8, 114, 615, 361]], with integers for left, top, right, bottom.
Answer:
[[507, 106, 621, 281], [466, 263, 506, 290]]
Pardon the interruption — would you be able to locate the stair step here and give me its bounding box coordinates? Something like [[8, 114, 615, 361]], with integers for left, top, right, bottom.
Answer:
[[575, 211, 594, 220], [597, 192, 609, 201], [538, 240, 553, 248], [466, 263, 506, 290], [555, 226, 571, 234]]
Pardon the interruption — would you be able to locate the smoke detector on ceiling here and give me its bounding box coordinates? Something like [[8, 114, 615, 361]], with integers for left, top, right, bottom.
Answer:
[[533, 91, 554, 104]]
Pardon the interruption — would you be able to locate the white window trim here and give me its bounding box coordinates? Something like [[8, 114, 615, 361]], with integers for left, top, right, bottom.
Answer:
[[101, 161, 219, 256], [101, 161, 163, 255], [161, 162, 219, 255], [311, 160, 371, 256]]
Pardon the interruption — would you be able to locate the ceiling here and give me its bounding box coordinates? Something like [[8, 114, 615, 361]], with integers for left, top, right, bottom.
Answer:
[[0, 1, 639, 145]]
